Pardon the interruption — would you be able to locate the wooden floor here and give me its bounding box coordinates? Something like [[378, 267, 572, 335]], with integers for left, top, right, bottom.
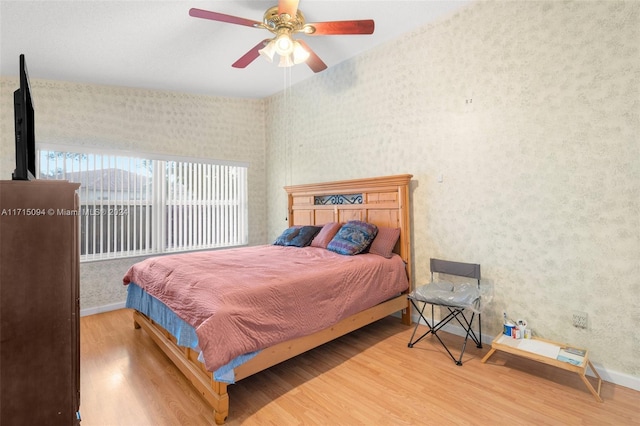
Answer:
[[81, 309, 639, 426]]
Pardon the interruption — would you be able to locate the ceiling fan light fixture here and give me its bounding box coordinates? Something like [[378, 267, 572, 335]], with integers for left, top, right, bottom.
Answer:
[[258, 40, 276, 62], [292, 41, 310, 64], [274, 32, 294, 56]]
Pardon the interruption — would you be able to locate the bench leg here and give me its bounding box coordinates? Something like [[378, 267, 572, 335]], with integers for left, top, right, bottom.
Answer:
[[481, 347, 497, 364], [579, 361, 603, 402]]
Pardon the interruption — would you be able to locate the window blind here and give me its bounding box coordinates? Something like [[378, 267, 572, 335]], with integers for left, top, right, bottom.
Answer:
[[39, 148, 248, 261]]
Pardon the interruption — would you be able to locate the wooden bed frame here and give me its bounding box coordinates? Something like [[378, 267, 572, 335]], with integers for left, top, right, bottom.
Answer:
[[132, 174, 413, 424]]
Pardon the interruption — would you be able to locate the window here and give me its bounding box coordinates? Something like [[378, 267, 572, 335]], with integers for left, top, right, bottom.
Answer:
[[39, 146, 248, 261]]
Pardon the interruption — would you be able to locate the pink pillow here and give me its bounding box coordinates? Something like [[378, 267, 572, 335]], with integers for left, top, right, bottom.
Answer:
[[310, 222, 342, 248], [368, 227, 401, 258]]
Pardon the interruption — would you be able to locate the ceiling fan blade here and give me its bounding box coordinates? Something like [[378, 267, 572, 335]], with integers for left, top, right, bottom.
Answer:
[[307, 20, 375, 35], [232, 39, 270, 69], [296, 40, 327, 73], [278, 0, 299, 17], [189, 8, 261, 28]]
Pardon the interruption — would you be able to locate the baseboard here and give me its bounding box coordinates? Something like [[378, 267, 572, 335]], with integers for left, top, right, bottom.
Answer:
[[412, 314, 640, 392], [80, 301, 126, 317]]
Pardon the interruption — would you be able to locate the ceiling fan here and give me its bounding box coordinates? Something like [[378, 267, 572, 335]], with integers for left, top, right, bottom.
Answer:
[[189, 0, 375, 73]]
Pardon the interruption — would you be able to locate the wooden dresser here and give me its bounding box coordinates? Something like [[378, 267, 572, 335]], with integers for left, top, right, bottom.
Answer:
[[0, 180, 81, 425]]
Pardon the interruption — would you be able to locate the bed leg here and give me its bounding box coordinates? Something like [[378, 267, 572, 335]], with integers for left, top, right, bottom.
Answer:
[[214, 409, 227, 425], [132, 313, 141, 329], [213, 381, 229, 425]]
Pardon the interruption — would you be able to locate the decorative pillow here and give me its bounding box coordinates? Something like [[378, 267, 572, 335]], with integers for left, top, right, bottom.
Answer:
[[327, 220, 378, 255], [310, 222, 342, 248], [273, 227, 300, 246], [288, 226, 322, 247], [368, 227, 401, 258]]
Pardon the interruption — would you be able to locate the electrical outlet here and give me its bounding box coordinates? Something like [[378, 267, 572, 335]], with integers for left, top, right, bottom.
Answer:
[[573, 311, 588, 329]]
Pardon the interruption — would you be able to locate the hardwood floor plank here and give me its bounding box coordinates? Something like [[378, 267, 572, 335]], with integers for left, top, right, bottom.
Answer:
[[80, 309, 639, 425]]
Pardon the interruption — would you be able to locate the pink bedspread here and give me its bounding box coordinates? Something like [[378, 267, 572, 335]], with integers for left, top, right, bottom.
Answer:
[[123, 245, 408, 372]]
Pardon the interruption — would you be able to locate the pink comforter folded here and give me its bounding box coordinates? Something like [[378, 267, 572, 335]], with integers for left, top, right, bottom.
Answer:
[[123, 245, 408, 372]]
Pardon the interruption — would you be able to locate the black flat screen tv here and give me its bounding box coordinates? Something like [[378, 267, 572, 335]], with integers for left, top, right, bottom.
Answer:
[[12, 54, 36, 180]]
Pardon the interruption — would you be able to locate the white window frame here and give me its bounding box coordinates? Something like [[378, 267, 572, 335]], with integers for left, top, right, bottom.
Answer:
[[38, 144, 249, 262]]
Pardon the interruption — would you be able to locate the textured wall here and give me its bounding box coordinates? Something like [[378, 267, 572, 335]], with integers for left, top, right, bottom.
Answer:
[[1, 0, 638, 380], [0, 79, 266, 310], [266, 1, 639, 377]]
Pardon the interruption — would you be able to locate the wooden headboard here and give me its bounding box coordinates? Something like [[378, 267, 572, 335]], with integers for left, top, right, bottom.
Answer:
[[284, 174, 413, 289]]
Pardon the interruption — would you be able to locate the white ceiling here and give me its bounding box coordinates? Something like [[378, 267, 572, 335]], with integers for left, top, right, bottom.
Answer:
[[1, 1, 470, 99]]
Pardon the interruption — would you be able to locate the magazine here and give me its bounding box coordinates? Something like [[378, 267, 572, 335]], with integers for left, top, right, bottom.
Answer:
[[557, 347, 586, 365]]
